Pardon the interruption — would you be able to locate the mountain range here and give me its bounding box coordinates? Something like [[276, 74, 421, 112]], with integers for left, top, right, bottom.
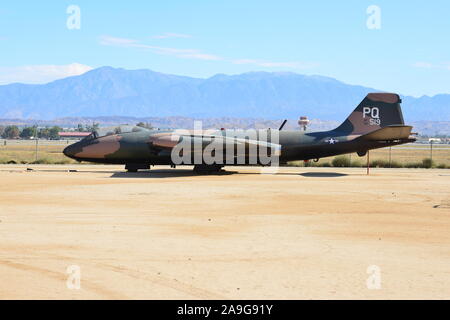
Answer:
[[0, 66, 449, 122]]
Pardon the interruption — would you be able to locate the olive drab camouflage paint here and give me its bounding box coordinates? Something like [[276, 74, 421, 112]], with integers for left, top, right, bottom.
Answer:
[[63, 93, 416, 172]]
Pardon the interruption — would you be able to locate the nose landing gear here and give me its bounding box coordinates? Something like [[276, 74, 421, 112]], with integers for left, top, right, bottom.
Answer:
[[125, 163, 150, 172]]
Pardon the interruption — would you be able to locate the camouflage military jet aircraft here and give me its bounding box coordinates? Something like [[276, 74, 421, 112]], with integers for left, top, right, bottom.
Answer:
[[63, 93, 415, 173]]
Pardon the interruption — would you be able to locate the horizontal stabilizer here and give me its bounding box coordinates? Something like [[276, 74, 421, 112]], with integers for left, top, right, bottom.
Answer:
[[359, 125, 413, 141]]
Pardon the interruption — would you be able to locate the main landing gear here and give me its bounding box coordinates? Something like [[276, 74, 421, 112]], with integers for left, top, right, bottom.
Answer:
[[124, 163, 225, 174], [125, 163, 150, 172], [193, 164, 224, 174]]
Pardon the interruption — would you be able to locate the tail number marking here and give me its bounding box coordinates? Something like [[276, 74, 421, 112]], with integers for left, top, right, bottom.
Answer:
[[363, 107, 380, 125]]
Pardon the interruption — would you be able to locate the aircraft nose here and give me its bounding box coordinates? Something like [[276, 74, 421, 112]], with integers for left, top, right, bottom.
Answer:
[[63, 143, 78, 159]]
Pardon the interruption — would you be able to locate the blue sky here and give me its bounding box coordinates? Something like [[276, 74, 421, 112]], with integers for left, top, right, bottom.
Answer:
[[0, 0, 449, 96]]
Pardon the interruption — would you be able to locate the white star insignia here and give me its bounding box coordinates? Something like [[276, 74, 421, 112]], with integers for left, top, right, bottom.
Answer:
[[325, 138, 338, 144]]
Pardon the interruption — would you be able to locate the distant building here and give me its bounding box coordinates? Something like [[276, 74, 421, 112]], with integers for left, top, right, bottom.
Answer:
[[298, 116, 310, 131], [58, 132, 91, 140], [428, 138, 442, 143]]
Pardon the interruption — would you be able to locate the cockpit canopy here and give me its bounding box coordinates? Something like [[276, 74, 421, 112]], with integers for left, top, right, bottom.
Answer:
[[83, 125, 147, 141]]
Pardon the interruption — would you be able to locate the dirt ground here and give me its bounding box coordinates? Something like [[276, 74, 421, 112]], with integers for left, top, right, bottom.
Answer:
[[0, 164, 449, 299]]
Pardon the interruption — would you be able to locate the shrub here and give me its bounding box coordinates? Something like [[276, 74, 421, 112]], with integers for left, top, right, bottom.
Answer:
[[422, 158, 435, 168], [310, 161, 323, 167], [370, 159, 387, 168], [286, 161, 302, 167], [31, 158, 53, 164], [303, 160, 314, 167], [437, 163, 447, 169], [320, 162, 331, 167], [368, 159, 403, 168], [389, 160, 403, 168], [332, 156, 351, 167], [53, 159, 71, 164], [404, 162, 422, 168], [350, 160, 362, 167]]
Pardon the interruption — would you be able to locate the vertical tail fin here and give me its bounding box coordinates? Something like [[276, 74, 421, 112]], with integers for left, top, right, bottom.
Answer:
[[335, 93, 405, 135]]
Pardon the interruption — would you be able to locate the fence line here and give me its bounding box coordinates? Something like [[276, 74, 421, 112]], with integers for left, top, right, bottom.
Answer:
[[0, 139, 449, 166]]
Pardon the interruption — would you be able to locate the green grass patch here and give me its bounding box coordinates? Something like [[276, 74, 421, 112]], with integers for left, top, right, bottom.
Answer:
[[287, 155, 449, 169], [332, 156, 351, 167]]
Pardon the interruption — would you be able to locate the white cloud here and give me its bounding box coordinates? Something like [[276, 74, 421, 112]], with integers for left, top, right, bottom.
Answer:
[[100, 35, 222, 61], [0, 63, 93, 85], [151, 33, 192, 39], [99, 36, 138, 46], [413, 62, 434, 68], [99, 35, 317, 68], [140, 45, 222, 60], [233, 59, 318, 69], [413, 61, 450, 70]]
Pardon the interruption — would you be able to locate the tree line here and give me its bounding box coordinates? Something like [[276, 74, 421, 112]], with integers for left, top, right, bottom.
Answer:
[[0, 125, 63, 140], [0, 122, 152, 140]]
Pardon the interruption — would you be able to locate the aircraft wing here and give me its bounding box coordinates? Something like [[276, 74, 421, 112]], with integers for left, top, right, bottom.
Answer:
[[150, 132, 281, 156], [184, 134, 282, 156]]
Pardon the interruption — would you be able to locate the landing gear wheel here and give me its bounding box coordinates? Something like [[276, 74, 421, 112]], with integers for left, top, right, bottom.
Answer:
[[193, 164, 224, 174], [357, 150, 367, 157], [125, 163, 150, 172]]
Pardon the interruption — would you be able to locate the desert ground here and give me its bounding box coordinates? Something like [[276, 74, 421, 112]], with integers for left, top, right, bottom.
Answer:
[[0, 164, 449, 299]]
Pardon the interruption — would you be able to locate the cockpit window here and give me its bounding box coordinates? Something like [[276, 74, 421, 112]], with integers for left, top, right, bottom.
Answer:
[[82, 132, 97, 141], [88, 125, 147, 139]]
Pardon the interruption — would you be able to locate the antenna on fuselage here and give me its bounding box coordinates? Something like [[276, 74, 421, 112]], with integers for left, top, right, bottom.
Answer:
[[278, 119, 287, 131]]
